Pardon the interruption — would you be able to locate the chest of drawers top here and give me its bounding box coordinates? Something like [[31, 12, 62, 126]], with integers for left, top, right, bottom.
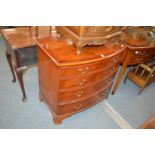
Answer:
[[36, 37, 126, 66]]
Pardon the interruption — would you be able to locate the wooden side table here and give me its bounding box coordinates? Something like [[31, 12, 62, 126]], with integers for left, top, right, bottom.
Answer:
[[112, 30, 155, 94], [1, 26, 52, 101]]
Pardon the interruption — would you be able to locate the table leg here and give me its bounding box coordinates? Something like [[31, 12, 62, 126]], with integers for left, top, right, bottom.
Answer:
[[14, 65, 28, 102], [5, 52, 16, 83], [111, 52, 131, 95]]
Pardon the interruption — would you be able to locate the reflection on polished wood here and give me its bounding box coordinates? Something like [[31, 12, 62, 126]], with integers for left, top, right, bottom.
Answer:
[[1, 26, 52, 101]]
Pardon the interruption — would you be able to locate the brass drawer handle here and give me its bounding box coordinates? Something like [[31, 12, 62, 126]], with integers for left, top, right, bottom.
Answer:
[[109, 66, 116, 74], [135, 57, 144, 62], [78, 67, 89, 74], [73, 104, 82, 110], [135, 50, 140, 54], [113, 56, 120, 63], [134, 50, 146, 54], [106, 78, 112, 83], [77, 79, 86, 86], [73, 91, 84, 97], [102, 89, 109, 97]]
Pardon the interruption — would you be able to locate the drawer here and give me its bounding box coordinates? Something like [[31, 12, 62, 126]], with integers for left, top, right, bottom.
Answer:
[[59, 63, 119, 89], [129, 55, 153, 65], [132, 49, 154, 56], [59, 73, 115, 102], [60, 54, 121, 77], [59, 84, 112, 114]]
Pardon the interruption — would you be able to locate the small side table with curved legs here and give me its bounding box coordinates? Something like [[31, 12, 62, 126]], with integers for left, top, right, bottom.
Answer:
[[1, 26, 52, 101]]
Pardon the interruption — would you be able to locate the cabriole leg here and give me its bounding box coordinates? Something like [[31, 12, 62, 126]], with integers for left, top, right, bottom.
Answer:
[[14, 65, 27, 102], [5, 52, 16, 83]]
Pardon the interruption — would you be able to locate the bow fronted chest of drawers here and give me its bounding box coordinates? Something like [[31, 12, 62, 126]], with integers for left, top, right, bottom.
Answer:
[[36, 37, 126, 124]]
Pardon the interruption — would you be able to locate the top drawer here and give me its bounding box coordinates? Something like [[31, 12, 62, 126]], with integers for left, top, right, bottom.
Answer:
[[60, 54, 121, 77], [131, 49, 154, 56], [129, 49, 155, 65]]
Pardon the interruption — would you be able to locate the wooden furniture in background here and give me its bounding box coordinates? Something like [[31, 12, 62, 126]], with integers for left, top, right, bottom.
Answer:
[[139, 115, 155, 129], [124, 62, 155, 94], [112, 28, 155, 95], [36, 37, 126, 124], [57, 26, 126, 54], [1, 26, 52, 101]]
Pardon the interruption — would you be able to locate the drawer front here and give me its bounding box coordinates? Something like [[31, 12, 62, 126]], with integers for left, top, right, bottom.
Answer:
[[59, 73, 115, 103], [59, 63, 119, 89], [129, 49, 155, 65], [59, 84, 112, 114], [60, 54, 121, 77], [130, 55, 153, 65], [132, 49, 154, 56]]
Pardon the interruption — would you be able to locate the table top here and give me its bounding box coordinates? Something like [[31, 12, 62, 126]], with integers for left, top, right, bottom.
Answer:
[[1, 26, 51, 49], [121, 28, 155, 49]]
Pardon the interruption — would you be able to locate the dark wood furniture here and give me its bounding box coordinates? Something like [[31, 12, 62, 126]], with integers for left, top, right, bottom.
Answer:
[[1, 26, 52, 101], [139, 115, 155, 129], [36, 37, 126, 124], [57, 26, 126, 54], [112, 28, 155, 94]]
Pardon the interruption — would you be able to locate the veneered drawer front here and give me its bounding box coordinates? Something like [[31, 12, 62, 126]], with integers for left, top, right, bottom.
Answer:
[[129, 55, 153, 65], [59, 84, 112, 114], [60, 54, 121, 77], [128, 49, 155, 65], [59, 73, 115, 103], [132, 49, 154, 56], [59, 63, 118, 89]]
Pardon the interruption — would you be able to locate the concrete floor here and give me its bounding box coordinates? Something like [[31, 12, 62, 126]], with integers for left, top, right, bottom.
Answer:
[[0, 36, 155, 128]]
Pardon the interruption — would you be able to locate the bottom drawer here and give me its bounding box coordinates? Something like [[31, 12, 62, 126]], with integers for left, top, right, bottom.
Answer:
[[59, 84, 112, 114]]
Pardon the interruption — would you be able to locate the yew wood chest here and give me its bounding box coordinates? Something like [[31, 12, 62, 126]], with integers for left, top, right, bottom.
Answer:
[[36, 36, 126, 124]]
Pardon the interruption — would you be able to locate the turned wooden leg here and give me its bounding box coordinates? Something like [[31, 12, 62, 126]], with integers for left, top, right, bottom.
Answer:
[[53, 116, 62, 125], [5, 52, 16, 83], [14, 65, 27, 102], [112, 52, 131, 95], [112, 65, 127, 94]]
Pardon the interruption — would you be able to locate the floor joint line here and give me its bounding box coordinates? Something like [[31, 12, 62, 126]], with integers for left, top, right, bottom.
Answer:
[[101, 99, 133, 129]]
